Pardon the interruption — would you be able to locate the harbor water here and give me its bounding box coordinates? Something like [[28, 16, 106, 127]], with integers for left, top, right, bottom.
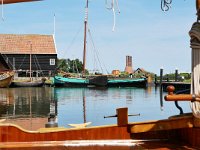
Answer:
[[0, 86, 191, 130]]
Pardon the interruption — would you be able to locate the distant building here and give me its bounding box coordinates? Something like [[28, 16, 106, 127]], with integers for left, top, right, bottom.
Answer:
[[112, 70, 120, 76], [124, 55, 133, 74], [134, 68, 147, 74], [0, 34, 57, 77]]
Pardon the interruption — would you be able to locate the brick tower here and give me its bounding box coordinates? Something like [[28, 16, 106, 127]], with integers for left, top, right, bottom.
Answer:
[[124, 55, 133, 74]]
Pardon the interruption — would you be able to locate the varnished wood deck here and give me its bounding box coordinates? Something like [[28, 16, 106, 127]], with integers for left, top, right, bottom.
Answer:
[[0, 140, 198, 150], [1, 112, 200, 149]]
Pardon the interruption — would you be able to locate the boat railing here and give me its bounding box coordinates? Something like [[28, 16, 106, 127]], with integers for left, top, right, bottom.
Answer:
[[164, 86, 194, 114]]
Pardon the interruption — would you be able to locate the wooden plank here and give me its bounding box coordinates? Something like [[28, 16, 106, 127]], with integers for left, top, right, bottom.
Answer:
[[193, 117, 200, 127], [129, 116, 193, 133], [178, 128, 200, 148], [0, 124, 131, 142], [0, 140, 156, 149], [0, 115, 197, 143], [165, 94, 196, 101], [0, 139, 198, 149], [117, 107, 128, 126]]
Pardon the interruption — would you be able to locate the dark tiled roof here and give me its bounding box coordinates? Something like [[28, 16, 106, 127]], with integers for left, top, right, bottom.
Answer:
[[0, 34, 57, 54]]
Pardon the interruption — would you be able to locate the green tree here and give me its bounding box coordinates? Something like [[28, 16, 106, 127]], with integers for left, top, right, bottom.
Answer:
[[68, 58, 83, 73], [57, 58, 84, 73], [57, 59, 69, 72]]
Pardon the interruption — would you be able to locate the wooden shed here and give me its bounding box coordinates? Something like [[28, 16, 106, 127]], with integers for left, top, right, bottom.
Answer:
[[0, 34, 57, 77]]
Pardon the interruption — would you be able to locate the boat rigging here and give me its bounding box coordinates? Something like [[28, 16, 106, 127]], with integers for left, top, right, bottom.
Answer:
[[161, 0, 172, 11], [105, 0, 120, 31], [54, 0, 147, 88], [82, 0, 108, 75]]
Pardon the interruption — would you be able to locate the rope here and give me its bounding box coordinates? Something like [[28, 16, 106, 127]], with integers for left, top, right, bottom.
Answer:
[[161, 0, 172, 11], [64, 25, 82, 58], [88, 27, 109, 74], [189, 22, 200, 118], [17, 54, 27, 70], [74, 59, 79, 74], [105, 0, 120, 31], [33, 54, 44, 77], [2, 54, 13, 68], [1, 0, 4, 21]]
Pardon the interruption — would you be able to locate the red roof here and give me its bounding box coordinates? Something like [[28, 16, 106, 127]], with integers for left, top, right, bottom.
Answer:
[[0, 34, 57, 54]]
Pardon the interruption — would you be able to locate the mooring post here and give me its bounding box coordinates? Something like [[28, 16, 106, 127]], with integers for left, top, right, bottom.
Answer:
[[116, 107, 128, 126], [160, 68, 163, 85], [159, 68, 163, 109], [175, 69, 178, 82], [166, 74, 169, 82], [154, 74, 157, 85]]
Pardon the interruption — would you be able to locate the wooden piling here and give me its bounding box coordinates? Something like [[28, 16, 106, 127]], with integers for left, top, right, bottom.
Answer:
[[117, 107, 128, 126]]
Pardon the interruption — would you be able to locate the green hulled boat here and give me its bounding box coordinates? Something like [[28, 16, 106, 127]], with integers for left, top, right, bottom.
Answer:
[[54, 75, 147, 88], [107, 77, 147, 88]]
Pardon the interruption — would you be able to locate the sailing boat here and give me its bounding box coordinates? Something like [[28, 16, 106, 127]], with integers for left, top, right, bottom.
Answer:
[[54, 0, 108, 88], [0, 53, 14, 88], [12, 43, 45, 87], [54, 0, 147, 88]]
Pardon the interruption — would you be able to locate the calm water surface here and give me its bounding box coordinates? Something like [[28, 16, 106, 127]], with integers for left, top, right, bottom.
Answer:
[[0, 86, 191, 130]]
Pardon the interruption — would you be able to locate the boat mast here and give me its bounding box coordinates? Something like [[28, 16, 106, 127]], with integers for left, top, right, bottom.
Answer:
[[82, 0, 89, 75]]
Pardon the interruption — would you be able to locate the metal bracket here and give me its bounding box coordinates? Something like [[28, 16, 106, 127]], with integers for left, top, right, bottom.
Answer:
[[174, 89, 190, 115]]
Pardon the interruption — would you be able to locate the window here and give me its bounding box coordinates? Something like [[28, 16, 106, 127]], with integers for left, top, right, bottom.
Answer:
[[50, 59, 55, 65]]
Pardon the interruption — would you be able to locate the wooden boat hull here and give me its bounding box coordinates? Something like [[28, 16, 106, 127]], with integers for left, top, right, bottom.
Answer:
[[0, 113, 199, 149], [0, 72, 14, 88], [107, 78, 147, 88], [88, 75, 108, 86], [12, 80, 44, 87], [54, 76, 147, 88], [54, 76, 90, 87], [54, 76, 108, 88]]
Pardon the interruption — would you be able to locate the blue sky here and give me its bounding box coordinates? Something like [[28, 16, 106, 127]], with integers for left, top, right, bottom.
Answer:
[[0, 0, 197, 74]]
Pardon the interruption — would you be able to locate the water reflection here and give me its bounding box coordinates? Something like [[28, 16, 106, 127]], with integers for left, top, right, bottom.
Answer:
[[82, 89, 87, 123], [0, 86, 191, 130], [0, 87, 54, 130]]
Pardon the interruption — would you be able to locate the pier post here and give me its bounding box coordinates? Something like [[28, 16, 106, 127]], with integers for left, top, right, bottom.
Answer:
[[117, 107, 128, 126], [175, 69, 178, 82], [160, 68, 163, 84], [154, 74, 157, 85]]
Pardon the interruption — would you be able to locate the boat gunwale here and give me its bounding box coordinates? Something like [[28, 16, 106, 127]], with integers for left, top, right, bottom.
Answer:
[[0, 123, 120, 133], [0, 113, 194, 134]]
